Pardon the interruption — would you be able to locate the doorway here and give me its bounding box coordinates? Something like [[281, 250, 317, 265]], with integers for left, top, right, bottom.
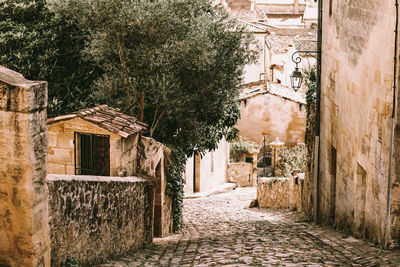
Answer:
[[354, 163, 367, 238], [154, 162, 162, 237], [193, 153, 201, 192]]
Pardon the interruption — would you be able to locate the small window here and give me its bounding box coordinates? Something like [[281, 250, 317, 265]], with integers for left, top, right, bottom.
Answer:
[[329, 0, 333, 16], [74, 132, 110, 176]]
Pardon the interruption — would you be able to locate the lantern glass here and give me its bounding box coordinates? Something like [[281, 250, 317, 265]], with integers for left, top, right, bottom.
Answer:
[[290, 68, 303, 91]]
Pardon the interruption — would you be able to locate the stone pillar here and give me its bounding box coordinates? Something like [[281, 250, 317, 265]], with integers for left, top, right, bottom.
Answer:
[[270, 137, 285, 173], [0, 66, 50, 266]]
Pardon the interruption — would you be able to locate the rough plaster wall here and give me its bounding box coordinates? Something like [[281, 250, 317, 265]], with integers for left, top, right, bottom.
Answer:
[[319, 0, 396, 245], [121, 134, 139, 176], [392, 89, 400, 244], [137, 136, 173, 237], [183, 139, 229, 194], [257, 177, 301, 209], [237, 93, 306, 145], [227, 162, 255, 187], [0, 68, 50, 266], [333, 0, 382, 66], [47, 118, 121, 176], [199, 138, 229, 192], [47, 175, 153, 266], [183, 155, 194, 195]]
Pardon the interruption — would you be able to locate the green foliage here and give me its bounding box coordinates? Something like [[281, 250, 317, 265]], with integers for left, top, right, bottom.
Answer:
[[61, 256, 80, 267], [57, 0, 258, 156], [304, 65, 317, 143], [55, 0, 258, 229], [230, 139, 257, 162], [2, 0, 257, 231], [275, 145, 306, 177], [0, 0, 102, 117], [165, 147, 187, 231]]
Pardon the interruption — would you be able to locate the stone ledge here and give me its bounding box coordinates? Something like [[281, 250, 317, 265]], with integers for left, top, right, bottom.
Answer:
[[47, 174, 149, 183], [184, 183, 237, 199]]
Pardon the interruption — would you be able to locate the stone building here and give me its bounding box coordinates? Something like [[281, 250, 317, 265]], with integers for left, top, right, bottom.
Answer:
[[47, 105, 147, 177], [46, 105, 174, 264], [183, 139, 230, 195], [314, 0, 400, 247], [236, 80, 306, 145], [47, 105, 173, 233]]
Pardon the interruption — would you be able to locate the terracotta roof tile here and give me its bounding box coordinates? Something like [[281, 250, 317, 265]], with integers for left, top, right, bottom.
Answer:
[[47, 105, 147, 138]]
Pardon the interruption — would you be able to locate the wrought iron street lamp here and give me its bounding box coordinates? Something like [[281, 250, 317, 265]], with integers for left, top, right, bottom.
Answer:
[[290, 67, 303, 92], [290, 50, 318, 91]]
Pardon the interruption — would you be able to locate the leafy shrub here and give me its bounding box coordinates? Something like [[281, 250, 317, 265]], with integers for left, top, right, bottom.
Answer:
[[275, 145, 306, 177], [61, 256, 80, 267], [230, 139, 257, 162]]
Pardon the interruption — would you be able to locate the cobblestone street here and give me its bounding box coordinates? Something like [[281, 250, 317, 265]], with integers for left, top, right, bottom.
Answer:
[[99, 188, 400, 266]]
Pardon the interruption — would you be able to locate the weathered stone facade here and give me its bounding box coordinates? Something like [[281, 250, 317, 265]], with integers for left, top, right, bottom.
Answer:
[[257, 176, 303, 211], [137, 137, 173, 237], [237, 81, 306, 145], [227, 153, 258, 187], [47, 174, 154, 266], [317, 0, 400, 246], [47, 111, 141, 177], [0, 66, 50, 266]]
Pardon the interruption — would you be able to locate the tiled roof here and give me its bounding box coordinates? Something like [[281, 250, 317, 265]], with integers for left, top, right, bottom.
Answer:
[[239, 80, 267, 100], [47, 105, 147, 138], [239, 80, 305, 104], [294, 39, 318, 51], [266, 35, 295, 53], [267, 81, 306, 104]]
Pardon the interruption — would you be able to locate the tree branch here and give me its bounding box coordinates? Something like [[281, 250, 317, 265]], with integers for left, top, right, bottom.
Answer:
[[150, 110, 166, 137]]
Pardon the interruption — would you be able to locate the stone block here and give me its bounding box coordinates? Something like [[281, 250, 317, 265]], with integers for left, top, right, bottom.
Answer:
[[49, 147, 72, 164], [48, 131, 57, 147], [57, 133, 73, 149]]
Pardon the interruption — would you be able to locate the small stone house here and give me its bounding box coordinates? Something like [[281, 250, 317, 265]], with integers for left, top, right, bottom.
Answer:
[[47, 105, 173, 238], [47, 105, 147, 177]]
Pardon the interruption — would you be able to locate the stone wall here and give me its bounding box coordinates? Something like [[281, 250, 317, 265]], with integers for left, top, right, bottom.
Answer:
[[47, 174, 154, 266], [257, 175, 303, 211], [0, 66, 50, 266], [318, 0, 399, 246], [227, 152, 257, 187]]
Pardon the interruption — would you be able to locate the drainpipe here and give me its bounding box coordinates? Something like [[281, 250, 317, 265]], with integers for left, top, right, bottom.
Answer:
[[313, 0, 323, 223], [385, 0, 399, 250]]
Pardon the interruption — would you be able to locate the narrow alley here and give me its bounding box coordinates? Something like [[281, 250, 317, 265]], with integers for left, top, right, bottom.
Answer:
[[98, 188, 400, 266]]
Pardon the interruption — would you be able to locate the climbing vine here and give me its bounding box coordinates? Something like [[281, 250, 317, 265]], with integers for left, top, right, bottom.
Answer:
[[165, 147, 187, 231], [304, 65, 317, 145]]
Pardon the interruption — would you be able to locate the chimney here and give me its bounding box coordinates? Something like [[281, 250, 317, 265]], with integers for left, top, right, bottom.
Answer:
[[293, 0, 299, 14]]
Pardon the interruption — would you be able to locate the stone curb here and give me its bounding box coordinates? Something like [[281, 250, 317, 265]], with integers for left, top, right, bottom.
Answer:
[[184, 183, 237, 199]]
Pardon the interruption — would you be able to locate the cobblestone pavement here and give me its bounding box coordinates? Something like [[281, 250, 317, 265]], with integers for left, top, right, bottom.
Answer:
[[98, 187, 400, 266]]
